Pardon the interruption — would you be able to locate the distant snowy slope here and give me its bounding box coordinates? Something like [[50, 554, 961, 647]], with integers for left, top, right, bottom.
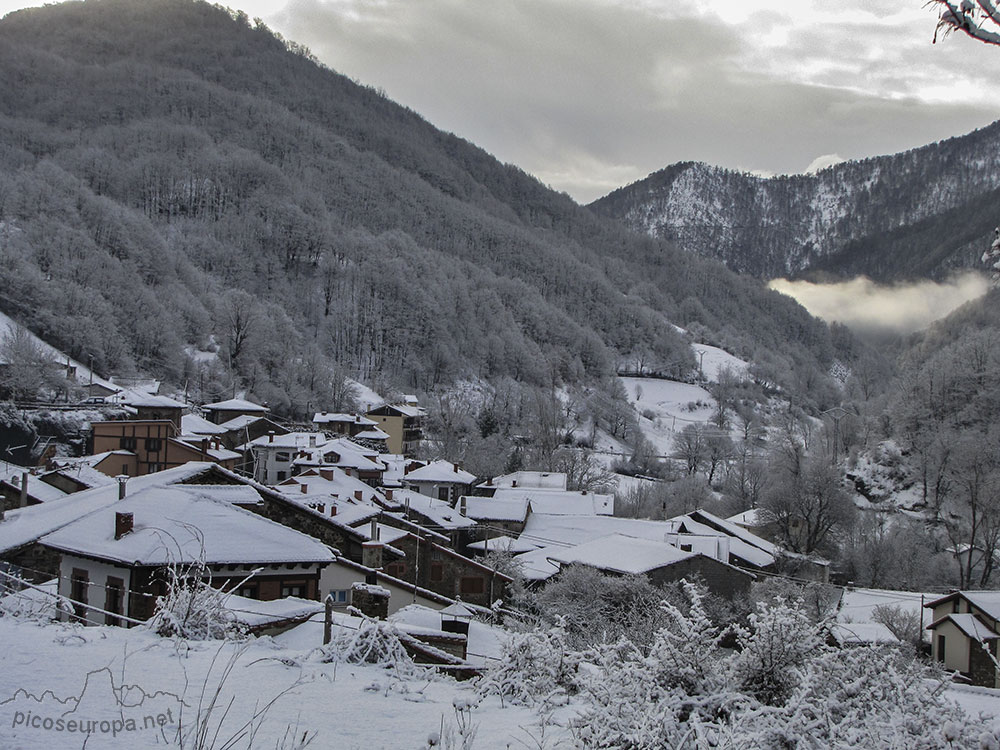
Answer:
[[0, 310, 112, 390]]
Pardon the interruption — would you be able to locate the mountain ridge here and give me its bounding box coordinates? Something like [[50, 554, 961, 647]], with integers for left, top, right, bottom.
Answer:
[[589, 119, 1000, 281]]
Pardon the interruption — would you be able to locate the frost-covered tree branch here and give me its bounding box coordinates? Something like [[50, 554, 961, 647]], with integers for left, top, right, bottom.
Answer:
[[931, 0, 1000, 46]]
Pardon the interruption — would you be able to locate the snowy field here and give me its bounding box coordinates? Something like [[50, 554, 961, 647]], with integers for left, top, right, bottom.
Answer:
[[620, 376, 718, 457], [0, 617, 557, 750]]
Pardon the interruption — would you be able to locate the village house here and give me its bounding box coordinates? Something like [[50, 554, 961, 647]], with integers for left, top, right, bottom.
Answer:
[[366, 402, 426, 455], [90, 419, 239, 476], [202, 397, 270, 425], [292, 437, 386, 486], [926, 591, 1000, 688], [239, 431, 327, 485], [403, 460, 476, 503], [312, 412, 377, 437], [545, 533, 755, 599], [38, 485, 334, 626]]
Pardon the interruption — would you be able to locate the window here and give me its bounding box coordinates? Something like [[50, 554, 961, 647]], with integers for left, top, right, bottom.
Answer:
[[276, 471, 287, 482], [680, 544, 693, 552], [937, 634, 946, 662], [386, 562, 406, 578], [438, 486, 450, 502], [70, 568, 89, 623], [329, 590, 348, 604], [276, 452, 291, 463], [145, 438, 162, 452], [239, 585, 258, 599], [281, 584, 304, 598], [459, 576, 484, 595], [121, 464, 130, 476], [429, 563, 443, 583], [105, 576, 124, 627], [120, 436, 136, 451]]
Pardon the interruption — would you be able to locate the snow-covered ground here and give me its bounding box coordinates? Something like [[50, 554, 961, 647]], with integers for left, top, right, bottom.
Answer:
[[620, 376, 717, 457], [837, 586, 935, 626], [690, 342, 749, 382], [0, 617, 554, 749]]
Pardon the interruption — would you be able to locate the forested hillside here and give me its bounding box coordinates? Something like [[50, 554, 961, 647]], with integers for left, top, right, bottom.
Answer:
[[590, 125, 1000, 282], [0, 0, 838, 416]]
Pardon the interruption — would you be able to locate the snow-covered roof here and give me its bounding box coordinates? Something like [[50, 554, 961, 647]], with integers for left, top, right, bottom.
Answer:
[[462, 497, 529, 523], [240, 431, 326, 451], [547, 533, 694, 575], [290, 437, 385, 473], [218, 414, 265, 432], [727, 508, 768, 528], [927, 591, 1000, 623], [404, 460, 476, 485], [181, 413, 227, 436], [203, 398, 268, 413], [0, 463, 228, 554], [477, 471, 567, 491], [466, 535, 541, 554], [312, 412, 375, 426], [354, 427, 390, 440], [125, 394, 187, 409], [223, 593, 324, 630], [686, 509, 778, 555], [667, 514, 775, 568], [278, 467, 385, 506], [927, 613, 1000, 641], [490, 487, 613, 516], [40, 485, 335, 566], [510, 547, 561, 581], [829, 622, 901, 646], [386, 489, 476, 530], [379, 454, 408, 488], [174, 437, 241, 462], [44, 463, 119, 490], [0, 475, 67, 504], [178, 484, 265, 506], [370, 403, 426, 418]]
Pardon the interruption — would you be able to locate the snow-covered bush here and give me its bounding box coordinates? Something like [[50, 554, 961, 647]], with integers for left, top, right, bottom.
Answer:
[[731, 598, 822, 705], [318, 616, 418, 676], [477, 619, 576, 706], [149, 562, 247, 641]]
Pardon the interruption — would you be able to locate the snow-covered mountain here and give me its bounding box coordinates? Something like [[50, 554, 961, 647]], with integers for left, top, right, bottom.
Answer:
[[590, 121, 1000, 281]]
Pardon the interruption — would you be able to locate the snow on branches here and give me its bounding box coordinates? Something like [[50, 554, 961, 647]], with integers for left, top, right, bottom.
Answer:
[[932, 0, 1000, 46], [479, 584, 998, 748]]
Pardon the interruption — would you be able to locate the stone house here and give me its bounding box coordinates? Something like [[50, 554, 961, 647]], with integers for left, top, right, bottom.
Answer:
[[926, 591, 1000, 688]]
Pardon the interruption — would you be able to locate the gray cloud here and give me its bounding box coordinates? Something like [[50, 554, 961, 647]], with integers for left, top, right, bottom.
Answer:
[[768, 273, 991, 334], [4, 0, 997, 202], [257, 0, 1000, 201]]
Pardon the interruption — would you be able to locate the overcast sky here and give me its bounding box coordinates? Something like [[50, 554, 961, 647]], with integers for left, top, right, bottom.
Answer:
[[2, 0, 999, 202]]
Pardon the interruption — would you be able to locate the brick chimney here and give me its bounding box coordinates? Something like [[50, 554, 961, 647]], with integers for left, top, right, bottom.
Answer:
[[384, 488, 393, 502], [268, 431, 275, 443], [300, 483, 308, 494], [320, 468, 333, 481], [329, 505, 337, 517], [115, 512, 133, 540], [354, 490, 363, 501]]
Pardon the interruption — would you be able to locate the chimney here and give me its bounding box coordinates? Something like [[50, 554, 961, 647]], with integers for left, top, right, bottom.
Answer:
[[309, 435, 317, 448], [116, 475, 129, 500], [320, 468, 333, 481], [362, 541, 383, 570], [460, 496, 467, 516], [115, 512, 133, 540], [300, 483, 308, 494], [201, 438, 208, 455], [453, 463, 458, 473], [355, 490, 363, 501], [19, 471, 28, 508], [384, 488, 393, 502], [370, 518, 379, 540], [268, 431, 275, 443], [329, 505, 337, 517]]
